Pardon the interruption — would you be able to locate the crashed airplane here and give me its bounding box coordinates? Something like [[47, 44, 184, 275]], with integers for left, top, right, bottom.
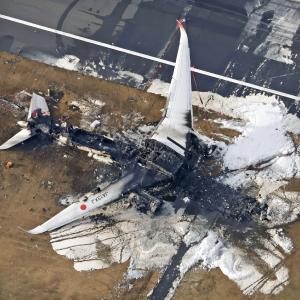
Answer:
[[0, 20, 201, 233], [29, 20, 200, 234], [1, 20, 260, 234]]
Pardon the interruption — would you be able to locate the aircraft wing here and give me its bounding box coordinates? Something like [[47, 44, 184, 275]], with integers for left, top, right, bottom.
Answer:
[[27, 93, 50, 120], [151, 20, 193, 156], [0, 128, 35, 150], [29, 171, 137, 234], [28, 160, 171, 234]]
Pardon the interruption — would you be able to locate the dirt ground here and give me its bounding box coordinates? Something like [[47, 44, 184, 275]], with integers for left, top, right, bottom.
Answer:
[[0, 52, 300, 300]]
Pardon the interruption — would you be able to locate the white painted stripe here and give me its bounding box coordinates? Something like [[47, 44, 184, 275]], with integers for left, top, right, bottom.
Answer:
[[1, 13, 300, 101]]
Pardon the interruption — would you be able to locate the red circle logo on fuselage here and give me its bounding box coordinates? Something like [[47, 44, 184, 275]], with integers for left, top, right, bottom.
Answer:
[[80, 204, 87, 210]]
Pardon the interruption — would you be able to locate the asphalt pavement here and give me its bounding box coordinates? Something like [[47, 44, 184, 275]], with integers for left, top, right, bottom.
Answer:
[[0, 0, 300, 105]]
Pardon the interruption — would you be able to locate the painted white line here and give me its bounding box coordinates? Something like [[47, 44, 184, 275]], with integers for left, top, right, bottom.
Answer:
[[1, 13, 300, 101]]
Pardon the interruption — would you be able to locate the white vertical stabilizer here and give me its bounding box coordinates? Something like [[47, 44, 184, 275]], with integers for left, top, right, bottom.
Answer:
[[152, 20, 193, 156], [27, 93, 50, 120]]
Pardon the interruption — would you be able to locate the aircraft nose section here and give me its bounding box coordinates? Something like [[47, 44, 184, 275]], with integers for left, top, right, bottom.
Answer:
[[28, 202, 89, 234]]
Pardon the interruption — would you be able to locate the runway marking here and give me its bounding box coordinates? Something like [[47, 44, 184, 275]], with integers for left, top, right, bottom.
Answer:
[[0, 13, 300, 101]]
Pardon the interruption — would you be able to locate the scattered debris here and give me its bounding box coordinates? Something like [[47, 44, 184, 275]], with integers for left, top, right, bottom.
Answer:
[[47, 88, 64, 102], [40, 180, 54, 189], [90, 120, 101, 129], [4, 160, 13, 169], [68, 103, 80, 111]]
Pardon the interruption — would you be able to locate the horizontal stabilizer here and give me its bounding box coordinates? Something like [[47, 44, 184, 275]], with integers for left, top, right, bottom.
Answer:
[[0, 128, 35, 150]]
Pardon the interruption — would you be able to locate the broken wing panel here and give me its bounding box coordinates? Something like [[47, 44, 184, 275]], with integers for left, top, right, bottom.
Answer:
[[27, 93, 50, 120], [152, 22, 193, 156], [0, 128, 35, 150]]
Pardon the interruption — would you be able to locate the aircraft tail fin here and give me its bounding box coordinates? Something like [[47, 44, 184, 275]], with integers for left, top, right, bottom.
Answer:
[[0, 93, 49, 150], [28, 93, 50, 120]]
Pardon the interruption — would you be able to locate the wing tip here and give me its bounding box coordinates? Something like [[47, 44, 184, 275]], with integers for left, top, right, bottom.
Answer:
[[0, 145, 9, 150], [27, 225, 47, 235], [176, 18, 186, 30]]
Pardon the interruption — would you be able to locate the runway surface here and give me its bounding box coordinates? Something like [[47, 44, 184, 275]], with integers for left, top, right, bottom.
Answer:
[[1, 0, 300, 105]]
